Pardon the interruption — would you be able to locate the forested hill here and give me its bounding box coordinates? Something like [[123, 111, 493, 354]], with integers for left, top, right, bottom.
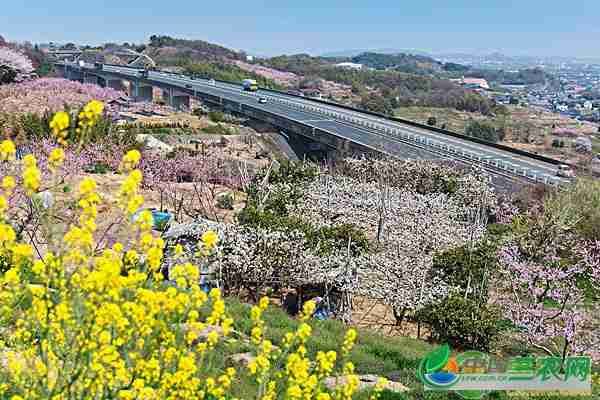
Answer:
[[466, 67, 557, 86], [259, 54, 500, 116], [348, 52, 443, 73], [144, 35, 245, 65]]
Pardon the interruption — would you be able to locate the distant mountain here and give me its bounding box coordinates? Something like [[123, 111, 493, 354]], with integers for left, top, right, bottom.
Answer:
[[321, 48, 433, 58], [348, 52, 444, 74]]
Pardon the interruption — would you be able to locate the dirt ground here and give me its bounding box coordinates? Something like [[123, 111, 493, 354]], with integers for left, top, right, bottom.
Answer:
[[48, 171, 248, 252], [351, 296, 430, 339]]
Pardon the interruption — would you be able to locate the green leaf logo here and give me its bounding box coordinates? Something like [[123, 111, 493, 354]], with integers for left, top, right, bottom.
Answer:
[[425, 344, 450, 373]]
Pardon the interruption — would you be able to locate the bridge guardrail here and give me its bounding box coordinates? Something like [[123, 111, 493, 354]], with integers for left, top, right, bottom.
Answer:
[[235, 89, 561, 184], [256, 86, 566, 167], [59, 63, 564, 185]]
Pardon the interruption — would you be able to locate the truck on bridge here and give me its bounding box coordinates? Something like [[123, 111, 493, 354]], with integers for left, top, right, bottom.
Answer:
[[242, 79, 258, 91]]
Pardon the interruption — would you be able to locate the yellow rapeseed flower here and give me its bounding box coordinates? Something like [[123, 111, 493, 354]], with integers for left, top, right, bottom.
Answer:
[[23, 154, 37, 168], [84, 99, 104, 116], [0, 139, 16, 161], [48, 147, 65, 172], [49, 111, 70, 134], [2, 176, 15, 193], [201, 230, 218, 249], [120, 150, 141, 172], [23, 165, 41, 195], [259, 296, 269, 311], [79, 177, 97, 196]]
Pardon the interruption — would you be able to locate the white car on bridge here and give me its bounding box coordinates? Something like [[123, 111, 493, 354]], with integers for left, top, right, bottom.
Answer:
[[556, 164, 575, 178]]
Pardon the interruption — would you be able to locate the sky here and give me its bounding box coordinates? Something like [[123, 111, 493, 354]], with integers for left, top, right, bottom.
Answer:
[[2, 0, 599, 58]]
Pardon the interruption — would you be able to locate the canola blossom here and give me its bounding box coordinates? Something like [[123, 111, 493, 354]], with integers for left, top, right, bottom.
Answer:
[[0, 105, 377, 399]]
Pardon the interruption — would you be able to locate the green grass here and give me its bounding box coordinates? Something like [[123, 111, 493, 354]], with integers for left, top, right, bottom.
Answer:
[[220, 298, 599, 400], [224, 297, 432, 396]]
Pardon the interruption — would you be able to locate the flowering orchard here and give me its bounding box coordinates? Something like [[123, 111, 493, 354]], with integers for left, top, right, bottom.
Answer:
[[291, 174, 487, 325], [0, 78, 122, 119], [0, 102, 389, 399], [0, 46, 34, 83]]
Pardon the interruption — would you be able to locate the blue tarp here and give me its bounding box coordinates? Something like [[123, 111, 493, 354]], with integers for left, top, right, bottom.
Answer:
[[131, 208, 173, 230]]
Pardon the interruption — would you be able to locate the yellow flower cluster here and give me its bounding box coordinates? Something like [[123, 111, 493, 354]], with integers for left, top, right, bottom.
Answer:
[[50, 100, 104, 147], [0, 175, 15, 218], [117, 151, 144, 216], [244, 298, 364, 400], [341, 328, 358, 356], [78, 99, 104, 130], [0, 106, 372, 400], [49, 111, 70, 145], [120, 149, 141, 172], [21, 154, 41, 195], [1, 176, 15, 194], [48, 147, 65, 172], [0, 139, 16, 161]]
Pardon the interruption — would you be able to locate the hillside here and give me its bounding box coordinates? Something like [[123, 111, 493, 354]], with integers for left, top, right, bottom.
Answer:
[[258, 53, 498, 115], [145, 34, 244, 65], [348, 52, 443, 74]]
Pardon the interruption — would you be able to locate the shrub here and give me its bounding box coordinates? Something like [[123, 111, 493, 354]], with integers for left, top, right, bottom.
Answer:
[[84, 162, 111, 174], [431, 240, 497, 304], [465, 120, 504, 143], [426, 116, 437, 126], [202, 123, 230, 135], [417, 295, 503, 352], [19, 112, 50, 139], [208, 110, 225, 123], [216, 192, 234, 210], [254, 159, 319, 186]]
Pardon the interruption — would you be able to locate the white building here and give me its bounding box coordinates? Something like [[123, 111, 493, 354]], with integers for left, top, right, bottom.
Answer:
[[584, 100, 593, 111], [335, 62, 363, 70]]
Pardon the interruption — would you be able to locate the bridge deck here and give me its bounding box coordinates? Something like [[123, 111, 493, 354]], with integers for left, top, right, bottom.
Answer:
[[57, 62, 568, 185]]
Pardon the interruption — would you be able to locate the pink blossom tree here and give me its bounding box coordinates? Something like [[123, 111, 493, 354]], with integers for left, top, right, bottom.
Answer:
[[497, 207, 600, 362]]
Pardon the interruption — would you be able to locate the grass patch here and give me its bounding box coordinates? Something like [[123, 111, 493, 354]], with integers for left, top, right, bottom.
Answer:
[[223, 298, 599, 399], [226, 298, 432, 390]]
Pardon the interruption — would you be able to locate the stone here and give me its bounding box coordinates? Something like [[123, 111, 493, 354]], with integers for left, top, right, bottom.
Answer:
[[227, 352, 256, 367], [136, 134, 174, 154], [574, 136, 592, 153], [323, 374, 409, 393], [180, 324, 224, 346], [255, 149, 269, 159]]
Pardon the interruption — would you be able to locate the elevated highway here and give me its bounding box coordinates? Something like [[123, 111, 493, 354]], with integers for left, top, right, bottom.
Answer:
[[56, 62, 569, 186]]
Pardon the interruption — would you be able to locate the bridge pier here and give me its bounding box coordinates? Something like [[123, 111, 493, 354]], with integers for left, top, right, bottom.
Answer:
[[99, 76, 126, 92], [65, 66, 83, 82], [83, 74, 99, 85], [172, 95, 190, 110], [131, 81, 153, 102], [163, 88, 190, 110]]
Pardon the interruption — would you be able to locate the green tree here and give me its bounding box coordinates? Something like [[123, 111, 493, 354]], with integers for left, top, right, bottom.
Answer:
[[465, 120, 504, 143]]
